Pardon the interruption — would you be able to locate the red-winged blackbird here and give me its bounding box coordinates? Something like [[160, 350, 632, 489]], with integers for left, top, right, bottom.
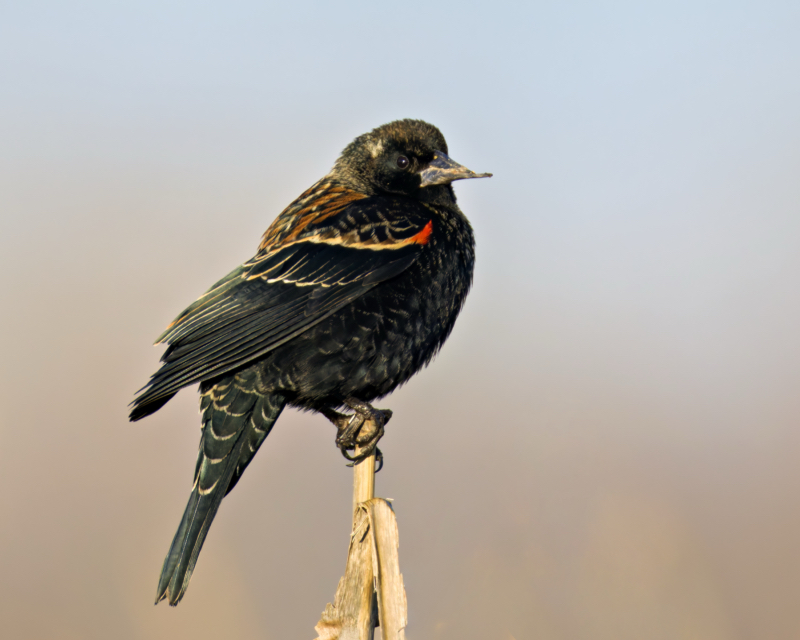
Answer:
[[130, 119, 491, 605]]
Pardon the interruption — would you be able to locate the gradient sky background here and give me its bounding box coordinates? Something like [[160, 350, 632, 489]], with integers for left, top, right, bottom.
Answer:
[[2, 1, 800, 638]]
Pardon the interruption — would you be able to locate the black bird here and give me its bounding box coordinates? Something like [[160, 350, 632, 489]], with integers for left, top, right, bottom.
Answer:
[[130, 119, 491, 605]]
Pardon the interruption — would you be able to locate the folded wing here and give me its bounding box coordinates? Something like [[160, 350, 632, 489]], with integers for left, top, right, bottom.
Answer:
[[130, 190, 433, 420]]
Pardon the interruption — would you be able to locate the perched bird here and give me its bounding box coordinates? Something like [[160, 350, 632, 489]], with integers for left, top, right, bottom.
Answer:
[[130, 119, 491, 605]]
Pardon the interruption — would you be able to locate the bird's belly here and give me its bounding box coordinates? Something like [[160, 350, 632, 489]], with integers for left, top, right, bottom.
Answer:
[[260, 267, 464, 409]]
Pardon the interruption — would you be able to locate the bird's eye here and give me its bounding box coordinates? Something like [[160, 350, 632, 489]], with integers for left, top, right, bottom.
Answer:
[[396, 155, 409, 169]]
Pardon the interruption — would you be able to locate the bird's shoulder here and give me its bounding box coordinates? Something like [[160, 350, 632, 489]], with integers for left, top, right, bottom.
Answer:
[[255, 177, 435, 256]]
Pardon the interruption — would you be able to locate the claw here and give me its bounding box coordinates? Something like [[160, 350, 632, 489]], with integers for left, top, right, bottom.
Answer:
[[321, 400, 391, 470], [346, 447, 383, 471]]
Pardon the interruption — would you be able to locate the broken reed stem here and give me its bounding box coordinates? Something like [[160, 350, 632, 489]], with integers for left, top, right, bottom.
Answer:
[[315, 419, 407, 640]]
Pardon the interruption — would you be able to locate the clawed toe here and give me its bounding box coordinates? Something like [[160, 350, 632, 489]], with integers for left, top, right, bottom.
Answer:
[[345, 446, 383, 471], [322, 400, 391, 470]]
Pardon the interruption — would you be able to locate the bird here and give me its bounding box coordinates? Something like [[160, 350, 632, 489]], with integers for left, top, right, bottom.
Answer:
[[129, 118, 491, 606]]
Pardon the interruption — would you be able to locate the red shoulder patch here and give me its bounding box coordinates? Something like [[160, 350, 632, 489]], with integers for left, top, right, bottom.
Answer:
[[409, 220, 433, 245]]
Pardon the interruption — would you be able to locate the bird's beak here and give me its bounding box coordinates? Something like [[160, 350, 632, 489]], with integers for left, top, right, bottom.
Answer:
[[419, 151, 492, 187]]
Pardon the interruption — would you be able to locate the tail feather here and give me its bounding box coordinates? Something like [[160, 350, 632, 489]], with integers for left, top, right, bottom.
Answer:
[[155, 440, 244, 605], [155, 372, 284, 605]]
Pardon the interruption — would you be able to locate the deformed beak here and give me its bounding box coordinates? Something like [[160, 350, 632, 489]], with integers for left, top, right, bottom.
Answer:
[[419, 151, 492, 187]]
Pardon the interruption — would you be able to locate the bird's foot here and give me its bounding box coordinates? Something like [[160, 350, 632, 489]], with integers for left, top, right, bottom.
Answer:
[[321, 399, 392, 471]]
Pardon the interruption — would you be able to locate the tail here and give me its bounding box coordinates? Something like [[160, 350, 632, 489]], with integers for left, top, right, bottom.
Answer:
[[155, 370, 285, 606]]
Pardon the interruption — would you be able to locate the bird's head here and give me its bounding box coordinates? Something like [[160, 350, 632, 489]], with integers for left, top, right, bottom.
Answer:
[[334, 119, 491, 202]]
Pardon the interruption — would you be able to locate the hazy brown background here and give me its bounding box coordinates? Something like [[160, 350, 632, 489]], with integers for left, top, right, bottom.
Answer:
[[2, 2, 799, 639]]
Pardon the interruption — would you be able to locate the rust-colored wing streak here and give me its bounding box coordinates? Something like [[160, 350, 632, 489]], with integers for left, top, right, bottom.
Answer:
[[259, 182, 368, 251]]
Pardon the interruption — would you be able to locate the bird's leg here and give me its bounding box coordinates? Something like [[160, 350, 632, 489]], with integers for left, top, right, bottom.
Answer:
[[341, 398, 392, 456], [320, 407, 351, 434], [320, 406, 367, 460], [321, 400, 392, 470]]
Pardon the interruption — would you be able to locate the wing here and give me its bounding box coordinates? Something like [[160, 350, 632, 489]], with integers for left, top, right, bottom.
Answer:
[[130, 182, 434, 420]]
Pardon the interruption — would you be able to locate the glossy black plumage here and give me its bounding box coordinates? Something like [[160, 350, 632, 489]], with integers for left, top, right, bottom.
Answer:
[[130, 119, 490, 605]]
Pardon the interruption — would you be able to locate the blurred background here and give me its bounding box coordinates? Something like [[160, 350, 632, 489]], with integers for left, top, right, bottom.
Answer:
[[1, 1, 799, 638]]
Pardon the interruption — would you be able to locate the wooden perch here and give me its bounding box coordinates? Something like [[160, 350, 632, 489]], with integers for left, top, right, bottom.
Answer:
[[315, 429, 408, 640]]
